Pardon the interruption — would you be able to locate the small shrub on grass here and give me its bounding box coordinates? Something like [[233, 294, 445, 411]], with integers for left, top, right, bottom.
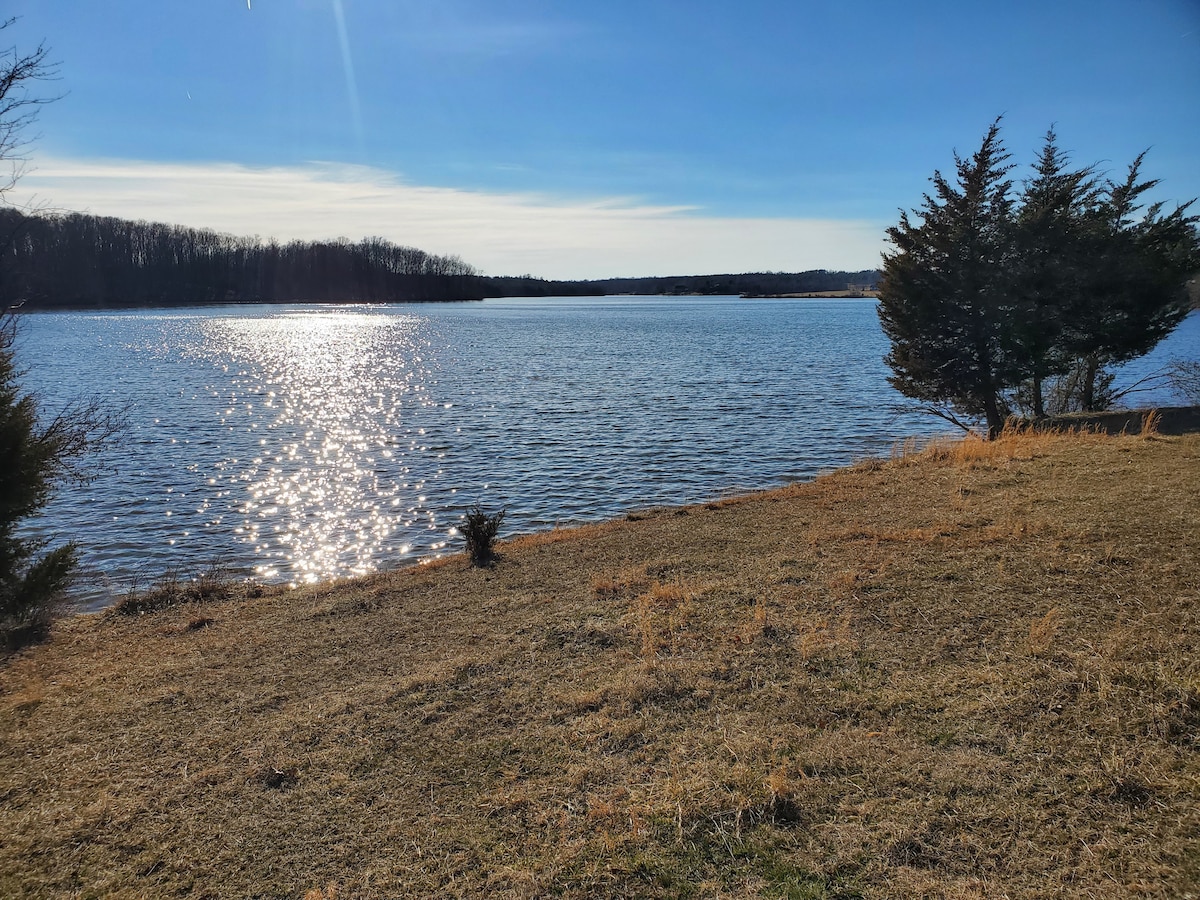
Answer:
[[112, 561, 239, 615], [462, 504, 505, 566]]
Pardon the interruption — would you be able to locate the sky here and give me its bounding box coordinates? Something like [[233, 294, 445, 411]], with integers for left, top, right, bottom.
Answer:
[[3, 0, 1199, 279]]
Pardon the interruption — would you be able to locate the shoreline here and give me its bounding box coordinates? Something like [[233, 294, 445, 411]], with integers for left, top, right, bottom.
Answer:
[[16, 291, 880, 313], [740, 289, 881, 299], [69, 404, 1200, 615]]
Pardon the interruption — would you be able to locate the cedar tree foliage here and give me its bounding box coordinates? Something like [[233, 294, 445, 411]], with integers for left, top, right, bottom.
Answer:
[[0, 21, 119, 646], [1004, 129, 1101, 418], [879, 119, 1199, 437], [878, 120, 1016, 438], [0, 315, 121, 644]]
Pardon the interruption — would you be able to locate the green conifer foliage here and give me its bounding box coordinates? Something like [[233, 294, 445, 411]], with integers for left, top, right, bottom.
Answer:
[[878, 120, 1015, 437], [1005, 129, 1099, 418], [879, 121, 1199, 435], [0, 317, 75, 641], [0, 316, 121, 646]]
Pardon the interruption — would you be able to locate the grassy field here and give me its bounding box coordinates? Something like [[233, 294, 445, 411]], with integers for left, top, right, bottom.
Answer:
[[2, 428, 1198, 899]]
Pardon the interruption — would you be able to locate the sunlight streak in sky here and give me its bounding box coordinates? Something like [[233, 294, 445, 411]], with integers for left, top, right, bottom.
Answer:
[[331, 0, 365, 157]]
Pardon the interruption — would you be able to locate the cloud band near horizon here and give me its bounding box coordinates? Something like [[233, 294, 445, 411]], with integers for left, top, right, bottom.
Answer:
[[10, 157, 886, 280]]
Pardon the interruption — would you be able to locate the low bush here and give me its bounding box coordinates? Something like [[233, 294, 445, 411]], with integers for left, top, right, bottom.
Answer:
[[461, 505, 505, 566], [112, 561, 241, 615]]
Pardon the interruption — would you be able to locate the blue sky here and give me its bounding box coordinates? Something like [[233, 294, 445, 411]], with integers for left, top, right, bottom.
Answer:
[[5, 0, 1199, 278]]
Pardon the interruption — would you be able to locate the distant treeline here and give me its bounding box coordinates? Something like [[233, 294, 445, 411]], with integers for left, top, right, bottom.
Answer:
[[0, 209, 483, 308], [0, 208, 881, 308], [488, 270, 881, 298]]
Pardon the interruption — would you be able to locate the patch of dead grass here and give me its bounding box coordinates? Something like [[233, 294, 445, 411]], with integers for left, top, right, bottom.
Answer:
[[1, 430, 1198, 898]]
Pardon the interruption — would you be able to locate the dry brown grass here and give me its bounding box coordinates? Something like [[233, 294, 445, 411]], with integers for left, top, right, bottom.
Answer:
[[2, 429, 1199, 898]]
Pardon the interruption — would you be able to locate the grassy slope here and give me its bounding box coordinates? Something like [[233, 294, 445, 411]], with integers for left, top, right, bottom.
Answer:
[[1, 430, 1198, 899]]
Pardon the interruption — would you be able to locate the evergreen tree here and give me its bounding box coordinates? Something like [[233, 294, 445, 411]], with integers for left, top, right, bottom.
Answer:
[[1063, 157, 1199, 410], [0, 316, 119, 647], [0, 317, 76, 642], [0, 21, 119, 647], [880, 121, 1199, 434], [878, 120, 1016, 437], [1004, 129, 1098, 417]]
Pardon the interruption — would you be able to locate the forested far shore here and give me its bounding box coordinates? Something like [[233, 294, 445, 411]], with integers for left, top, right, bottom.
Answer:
[[0, 208, 880, 308], [505, 268, 882, 299], [0, 208, 483, 307]]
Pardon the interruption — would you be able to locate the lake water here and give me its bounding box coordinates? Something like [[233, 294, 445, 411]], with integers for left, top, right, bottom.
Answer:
[[14, 297, 1199, 608]]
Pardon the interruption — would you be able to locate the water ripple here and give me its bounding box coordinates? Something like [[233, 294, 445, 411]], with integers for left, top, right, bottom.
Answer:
[[15, 298, 1197, 608]]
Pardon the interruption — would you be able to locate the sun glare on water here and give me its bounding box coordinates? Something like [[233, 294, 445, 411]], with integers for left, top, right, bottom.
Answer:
[[196, 311, 455, 586]]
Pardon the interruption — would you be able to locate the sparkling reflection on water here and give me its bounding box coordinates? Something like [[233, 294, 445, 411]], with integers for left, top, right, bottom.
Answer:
[[16, 298, 1198, 608], [198, 311, 455, 583]]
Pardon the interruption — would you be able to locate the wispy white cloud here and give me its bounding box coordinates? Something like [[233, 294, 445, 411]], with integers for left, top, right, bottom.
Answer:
[[11, 157, 885, 279]]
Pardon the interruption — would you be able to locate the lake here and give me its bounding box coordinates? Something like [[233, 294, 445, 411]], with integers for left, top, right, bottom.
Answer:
[[13, 297, 1199, 608]]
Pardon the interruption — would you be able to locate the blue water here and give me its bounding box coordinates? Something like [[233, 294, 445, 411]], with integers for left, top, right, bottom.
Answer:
[[12, 298, 1199, 607]]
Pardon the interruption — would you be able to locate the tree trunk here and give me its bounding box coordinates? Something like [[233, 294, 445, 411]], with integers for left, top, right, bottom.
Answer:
[[983, 392, 1005, 440], [1032, 371, 1045, 419], [1081, 354, 1099, 412]]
